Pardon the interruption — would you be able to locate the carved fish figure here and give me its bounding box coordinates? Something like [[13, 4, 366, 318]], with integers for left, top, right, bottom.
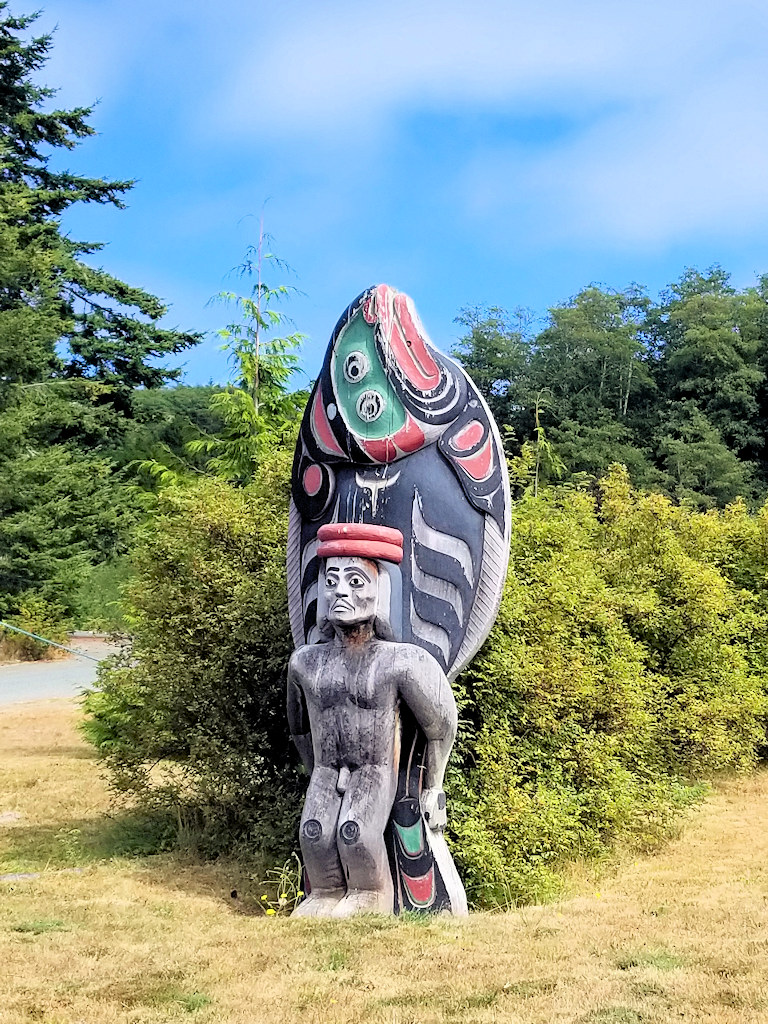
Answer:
[[288, 284, 511, 680]]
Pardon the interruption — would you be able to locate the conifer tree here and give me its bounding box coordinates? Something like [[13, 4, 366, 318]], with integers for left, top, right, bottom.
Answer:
[[0, 3, 200, 420], [0, 4, 200, 617]]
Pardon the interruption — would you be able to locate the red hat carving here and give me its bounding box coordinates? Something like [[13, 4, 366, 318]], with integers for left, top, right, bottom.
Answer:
[[317, 523, 404, 564]]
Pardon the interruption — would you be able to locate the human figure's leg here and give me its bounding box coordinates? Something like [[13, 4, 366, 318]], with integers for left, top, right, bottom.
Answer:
[[332, 764, 397, 917], [292, 766, 345, 917]]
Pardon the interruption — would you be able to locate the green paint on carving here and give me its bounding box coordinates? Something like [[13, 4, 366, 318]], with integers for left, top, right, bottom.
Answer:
[[394, 820, 424, 856], [331, 313, 405, 440]]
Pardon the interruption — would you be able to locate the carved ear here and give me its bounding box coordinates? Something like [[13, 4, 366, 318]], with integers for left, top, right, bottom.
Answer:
[[374, 562, 403, 641]]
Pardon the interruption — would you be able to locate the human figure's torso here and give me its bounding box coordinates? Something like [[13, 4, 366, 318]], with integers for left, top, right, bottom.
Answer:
[[290, 639, 418, 770]]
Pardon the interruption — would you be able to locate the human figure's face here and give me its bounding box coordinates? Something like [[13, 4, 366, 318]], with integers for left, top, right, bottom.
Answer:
[[324, 556, 378, 627]]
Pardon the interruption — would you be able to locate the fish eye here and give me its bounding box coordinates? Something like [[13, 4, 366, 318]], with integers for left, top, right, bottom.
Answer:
[[343, 351, 370, 384], [356, 390, 385, 423]]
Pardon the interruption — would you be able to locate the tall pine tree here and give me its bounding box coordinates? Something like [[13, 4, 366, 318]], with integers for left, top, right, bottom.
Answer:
[[0, 4, 200, 617]]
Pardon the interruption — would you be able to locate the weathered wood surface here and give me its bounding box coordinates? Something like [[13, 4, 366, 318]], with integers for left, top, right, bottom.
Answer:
[[285, 285, 510, 917]]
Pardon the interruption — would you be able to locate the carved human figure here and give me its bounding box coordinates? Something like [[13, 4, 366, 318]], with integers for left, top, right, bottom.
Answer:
[[287, 526, 457, 918]]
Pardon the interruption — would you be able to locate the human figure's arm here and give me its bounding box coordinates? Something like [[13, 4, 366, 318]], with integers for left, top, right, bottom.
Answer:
[[287, 654, 314, 774], [398, 649, 458, 829]]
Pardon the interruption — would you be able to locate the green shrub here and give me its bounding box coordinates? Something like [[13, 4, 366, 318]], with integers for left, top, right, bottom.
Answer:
[[450, 467, 768, 906], [71, 556, 134, 631], [84, 461, 768, 905], [82, 447, 303, 862], [0, 593, 70, 661]]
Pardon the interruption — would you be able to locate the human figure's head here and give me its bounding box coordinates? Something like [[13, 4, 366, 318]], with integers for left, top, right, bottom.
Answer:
[[315, 523, 404, 642], [323, 555, 379, 628]]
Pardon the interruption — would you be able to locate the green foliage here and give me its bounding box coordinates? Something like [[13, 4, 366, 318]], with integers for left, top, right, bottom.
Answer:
[[450, 466, 768, 907], [186, 236, 308, 485], [81, 444, 303, 861], [452, 305, 531, 425], [117, 386, 225, 473], [0, 439, 140, 613], [454, 267, 768, 507], [254, 853, 304, 917], [0, 591, 68, 659], [85, 458, 768, 907], [71, 556, 133, 631], [0, 6, 200, 624]]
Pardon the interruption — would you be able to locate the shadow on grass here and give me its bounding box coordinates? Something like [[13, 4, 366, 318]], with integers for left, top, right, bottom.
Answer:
[[0, 806, 281, 927], [5, 745, 96, 760], [0, 808, 176, 875]]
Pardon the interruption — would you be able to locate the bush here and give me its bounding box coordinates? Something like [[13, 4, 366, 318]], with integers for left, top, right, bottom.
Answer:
[[71, 556, 134, 631], [84, 461, 768, 904], [82, 447, 303, 863], [0, 593, 70, 661], [450, 467, 768, 906]]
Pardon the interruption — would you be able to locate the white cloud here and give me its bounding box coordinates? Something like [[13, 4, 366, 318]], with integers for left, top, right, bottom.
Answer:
[[460, 55, 768, 247], [35, 0, 768, 249], [217, 0, 768, 133], [201, 0, 768, 245]]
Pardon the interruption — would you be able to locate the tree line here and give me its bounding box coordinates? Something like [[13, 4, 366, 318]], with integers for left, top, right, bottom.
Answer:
[[455, 270, 768, 508], [0, 6, 306, 640], [4, 1, 768, 642]]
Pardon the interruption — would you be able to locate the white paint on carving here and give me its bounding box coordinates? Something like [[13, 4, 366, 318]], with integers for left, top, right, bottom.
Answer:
[[450, 515, 508, 682], [412, 490, 474, 587], [411, 536, 464, 625], [409, 596, 451, 663], [355, 469, 401, 516], [445, 377, 511, 681]]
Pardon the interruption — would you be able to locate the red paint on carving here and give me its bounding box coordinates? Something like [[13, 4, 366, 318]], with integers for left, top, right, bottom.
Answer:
[[387, 320, 440, 392], [402, 868, 435, 906], [390, 412, 426, 454], [316, 538, 404, 564], [303, 464, 322, 496], [317, 523, 404, 564], [455, 434, 494, 481], [452, 419, 484, 452], [393, 293, 440, 389], [311, 389, 346, 457], [362, 436, 398, 463], [318, 523, 404, 546]]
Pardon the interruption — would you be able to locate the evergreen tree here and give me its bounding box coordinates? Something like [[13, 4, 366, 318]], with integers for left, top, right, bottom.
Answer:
[[0, 5, 200, 618], [0, 4, 200, 421], [452, 305, 531, 427]]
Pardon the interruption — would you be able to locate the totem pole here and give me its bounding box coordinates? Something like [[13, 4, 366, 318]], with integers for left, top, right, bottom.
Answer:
[[286, 285, 510, 917]]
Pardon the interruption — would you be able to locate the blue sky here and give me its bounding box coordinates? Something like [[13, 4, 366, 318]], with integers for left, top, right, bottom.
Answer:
[[32, 0, 768, 386]]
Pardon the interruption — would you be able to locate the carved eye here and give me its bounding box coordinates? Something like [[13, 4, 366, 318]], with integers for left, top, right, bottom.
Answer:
[[356, 390, 385, 423], [348, 573, 366, 588], [343, 351, 370, 384], [325, 574, 339, 589]]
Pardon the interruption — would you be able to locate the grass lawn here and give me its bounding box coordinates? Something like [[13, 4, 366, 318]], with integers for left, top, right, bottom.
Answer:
[[2, 699, 768, 1023]]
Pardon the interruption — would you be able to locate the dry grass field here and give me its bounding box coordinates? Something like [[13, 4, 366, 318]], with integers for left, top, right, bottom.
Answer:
[[2, 699, 768, 1023]]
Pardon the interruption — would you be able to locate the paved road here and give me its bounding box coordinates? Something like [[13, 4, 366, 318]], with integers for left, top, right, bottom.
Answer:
[[0, 639, 121, 705]]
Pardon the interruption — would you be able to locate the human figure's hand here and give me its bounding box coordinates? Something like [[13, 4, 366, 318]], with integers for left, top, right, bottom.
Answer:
[[420, 787, 447, 831]]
